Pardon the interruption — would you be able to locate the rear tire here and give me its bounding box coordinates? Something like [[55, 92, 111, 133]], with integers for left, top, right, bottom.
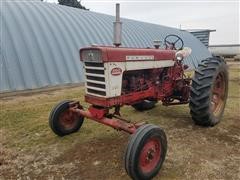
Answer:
[[189, 57, 228, 126], [132, 100, 157, 111], [49, 100, 84, 136], [125, 124, 167, 180]]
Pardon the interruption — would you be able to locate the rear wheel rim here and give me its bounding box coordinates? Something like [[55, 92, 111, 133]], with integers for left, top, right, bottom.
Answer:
[[59, 109, 79, 130], [211, 72, 226, 117], [139, 137, 161, 174]]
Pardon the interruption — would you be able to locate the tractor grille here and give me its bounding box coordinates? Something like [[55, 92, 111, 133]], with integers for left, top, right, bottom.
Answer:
[[84, 62, 106, 96]]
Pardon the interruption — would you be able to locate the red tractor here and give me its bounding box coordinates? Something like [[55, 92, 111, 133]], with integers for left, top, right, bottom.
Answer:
[[49, 4, 228, 180]]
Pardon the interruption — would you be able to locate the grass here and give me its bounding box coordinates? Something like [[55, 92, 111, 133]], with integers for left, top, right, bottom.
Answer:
[[0, 86, 128, 154]]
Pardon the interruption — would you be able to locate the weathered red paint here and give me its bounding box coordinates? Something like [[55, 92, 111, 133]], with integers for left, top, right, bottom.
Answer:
[[59, 109, 79, 130], [85, 87, 156, 107], [70, 106, 137, 134], [139, 137, 161, 173], [211, 72, 226, 116]]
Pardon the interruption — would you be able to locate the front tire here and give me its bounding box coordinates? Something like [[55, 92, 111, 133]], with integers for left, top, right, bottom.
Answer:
[[125, 124, 167, 180], [189, 57, 228, 126], [49, 100, 84, 136]]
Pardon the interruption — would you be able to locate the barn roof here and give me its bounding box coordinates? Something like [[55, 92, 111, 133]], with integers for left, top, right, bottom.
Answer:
[[0, 1, 212, 92]]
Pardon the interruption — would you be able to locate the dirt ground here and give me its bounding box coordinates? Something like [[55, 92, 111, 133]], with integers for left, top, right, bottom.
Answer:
[[0, 62, 240, 180]]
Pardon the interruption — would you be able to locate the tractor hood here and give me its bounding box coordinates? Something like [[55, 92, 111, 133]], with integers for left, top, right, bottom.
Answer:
[[80, 46, 176, 63]]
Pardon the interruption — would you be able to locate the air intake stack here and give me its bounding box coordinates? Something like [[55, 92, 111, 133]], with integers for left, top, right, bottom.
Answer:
[[113, 3, 122, 47]]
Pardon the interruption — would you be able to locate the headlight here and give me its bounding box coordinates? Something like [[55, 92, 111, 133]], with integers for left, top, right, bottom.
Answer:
[[81, 49, 102, 62], [175, 53, 184, 61], [175, 47, 192, 61]]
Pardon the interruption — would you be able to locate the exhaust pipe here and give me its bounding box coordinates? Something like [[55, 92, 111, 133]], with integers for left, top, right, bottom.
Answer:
[[113, 3, 122, 47]]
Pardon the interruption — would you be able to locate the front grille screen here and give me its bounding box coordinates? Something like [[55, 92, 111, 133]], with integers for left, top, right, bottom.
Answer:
[[84, 62, 106, 96]]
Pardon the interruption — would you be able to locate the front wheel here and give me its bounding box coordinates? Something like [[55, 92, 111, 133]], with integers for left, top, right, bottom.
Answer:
[[125, 124, 167, 180], [189, 57, 228, 126], [49, 100, 84, 136]]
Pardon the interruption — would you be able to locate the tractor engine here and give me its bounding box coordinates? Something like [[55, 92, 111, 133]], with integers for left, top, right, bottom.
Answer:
[[121, 69, 156, 94]]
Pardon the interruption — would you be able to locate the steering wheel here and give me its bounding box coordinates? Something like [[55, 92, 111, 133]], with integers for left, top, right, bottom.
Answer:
[[164, 34, 184, 50]]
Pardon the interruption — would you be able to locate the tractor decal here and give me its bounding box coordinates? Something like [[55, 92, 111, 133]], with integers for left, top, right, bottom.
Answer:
[[111, 67, 122, 76]]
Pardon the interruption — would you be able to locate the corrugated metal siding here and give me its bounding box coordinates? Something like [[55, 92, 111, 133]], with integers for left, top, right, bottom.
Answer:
[[190, 31, 210, 47], [0, 1, 212, 92]]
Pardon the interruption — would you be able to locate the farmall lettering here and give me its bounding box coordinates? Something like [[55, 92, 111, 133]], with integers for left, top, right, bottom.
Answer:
[[49, 3, 228, 180], [126, 55, 154, 60]]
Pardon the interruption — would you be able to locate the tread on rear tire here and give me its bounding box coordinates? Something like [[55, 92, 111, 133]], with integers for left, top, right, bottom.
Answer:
[[189, 57, 228, 126]]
